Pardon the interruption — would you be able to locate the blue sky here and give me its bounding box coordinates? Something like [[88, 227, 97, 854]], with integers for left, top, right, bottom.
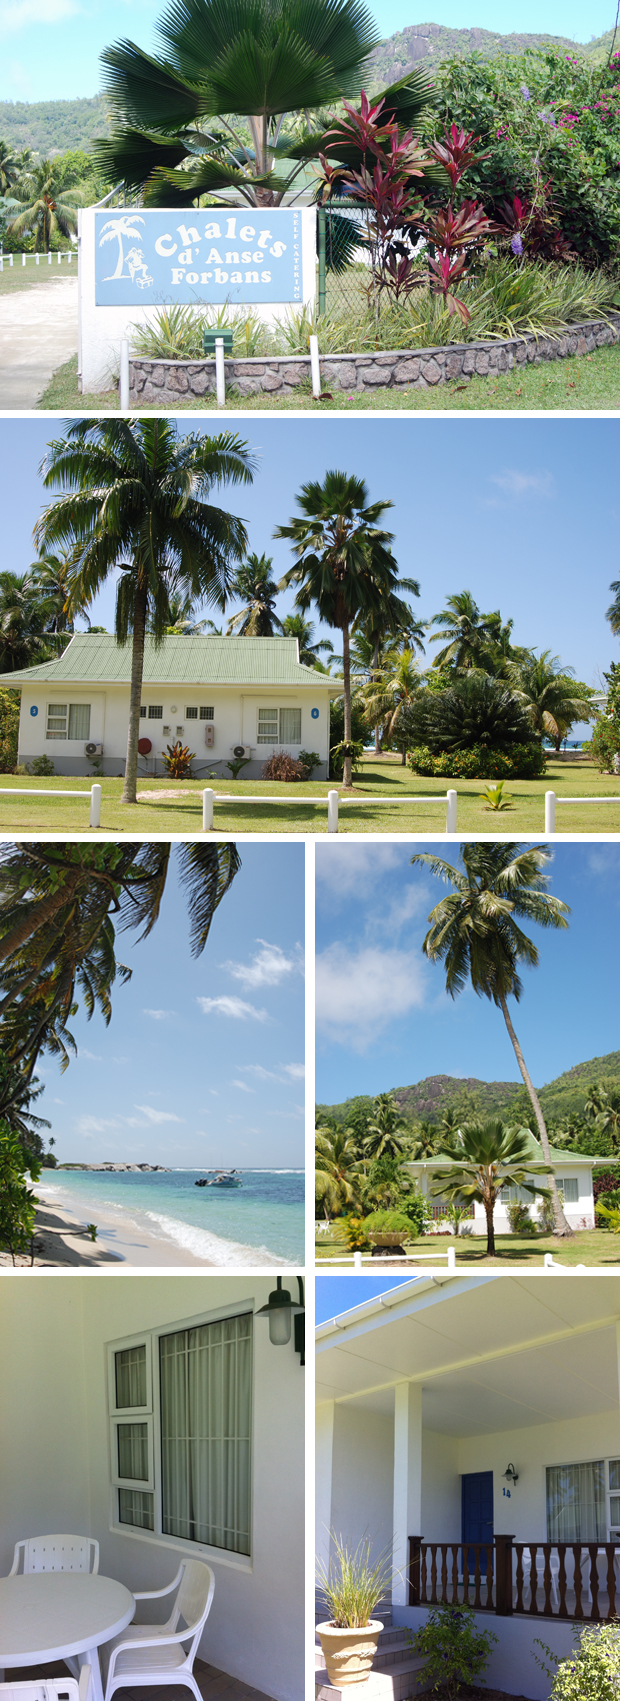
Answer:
[[0, 0, 610, 104], [3, 419, 619, 714], [35, 843, 305, 1166], [315, 840, 620, 1105], [315, 1275, 415, 1325]]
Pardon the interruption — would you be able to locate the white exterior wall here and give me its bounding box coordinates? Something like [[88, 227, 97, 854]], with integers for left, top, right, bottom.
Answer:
[[329, 1404, 395, 1569], [459, 1410, 620, 1541], [17, 682, 332, 778], [0, 1275, 304, 1701], [412, 1164, 596, 1234], [79, 206, 317, 394]]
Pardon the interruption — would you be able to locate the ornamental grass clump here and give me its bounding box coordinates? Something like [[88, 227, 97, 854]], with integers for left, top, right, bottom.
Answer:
[[316, 1535, 394, 1628]]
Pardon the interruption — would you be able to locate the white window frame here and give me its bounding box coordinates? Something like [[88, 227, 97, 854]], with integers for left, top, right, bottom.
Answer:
[[107, 1301, 254, 1567], [46, 702, 68, 740], [256, 707, 301, 745], [556, 1177, 580, 1203]]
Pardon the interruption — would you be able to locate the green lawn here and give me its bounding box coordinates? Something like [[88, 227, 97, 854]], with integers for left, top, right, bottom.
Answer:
[[0, 758, 617, 834], [0, 260, 76, 298], [38, 341, 620, 412], [315, 1230, 620, 1268]]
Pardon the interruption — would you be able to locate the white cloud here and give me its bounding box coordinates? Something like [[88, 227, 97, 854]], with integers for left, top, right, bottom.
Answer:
[[316, 943, 428, 1050], [282, 1063, 305, 1079], [316, 843, 405, 900], [78, 1048, 102, 1061], [198, 995, 268, 1022], [222, 939, 300, 988], [134, 1104, 183, 1124], [232, 1081, 254, 1092], [143, 1008, 176, 1021], [74, 1116, 120, 1138], [489, 469, 555, 499], [0, 0, 80, 31]]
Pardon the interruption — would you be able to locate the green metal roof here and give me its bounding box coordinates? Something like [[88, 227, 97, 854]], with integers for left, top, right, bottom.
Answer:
[[2, 633, 339, 690], [407, 1129, 601, 1167]]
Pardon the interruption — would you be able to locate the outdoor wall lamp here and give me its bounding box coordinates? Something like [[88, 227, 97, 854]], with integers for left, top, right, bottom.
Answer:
[[257, 1276, 305, 1364], [503, 1463, 519, 1485]]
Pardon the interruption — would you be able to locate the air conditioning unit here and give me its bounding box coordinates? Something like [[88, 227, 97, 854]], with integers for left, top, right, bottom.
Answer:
[[231, 744, 251, 759], [85, 742, 103, 757]]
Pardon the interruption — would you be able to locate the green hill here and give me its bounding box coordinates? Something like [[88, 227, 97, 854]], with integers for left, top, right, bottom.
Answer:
[[368, 22, 616, 86], [318, 1049, 620, 1128], [0, 96, 109, 156]]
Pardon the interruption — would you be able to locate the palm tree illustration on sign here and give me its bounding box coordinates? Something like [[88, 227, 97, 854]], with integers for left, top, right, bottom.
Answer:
[[99, 214, 153, 286]]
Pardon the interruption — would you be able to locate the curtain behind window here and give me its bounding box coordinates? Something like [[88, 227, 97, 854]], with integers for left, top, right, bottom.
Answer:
[[160, 1313, 252, 1554], [546, 1461, 605, 1541], [68, 703, 91, 740], [280, 708, 301, 745]]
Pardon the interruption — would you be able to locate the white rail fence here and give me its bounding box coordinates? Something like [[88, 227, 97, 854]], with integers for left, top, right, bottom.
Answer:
[[544, 789, 620, 832], [318, 1248, 458, 1269], [0, 784, 101, 826], [201, 787, 458, 833], [0, 250, 76, 271]]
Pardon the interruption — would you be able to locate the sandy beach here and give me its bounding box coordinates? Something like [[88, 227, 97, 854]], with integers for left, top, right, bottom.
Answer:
[[0, 1190, 214, 1268]]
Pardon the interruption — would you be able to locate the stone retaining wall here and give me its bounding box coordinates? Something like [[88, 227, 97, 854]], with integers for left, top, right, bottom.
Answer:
[[128, 313, 620, 402]]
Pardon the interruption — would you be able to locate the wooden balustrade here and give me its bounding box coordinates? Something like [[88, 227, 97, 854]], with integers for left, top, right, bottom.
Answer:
[[408, 1537, 620, 1622]]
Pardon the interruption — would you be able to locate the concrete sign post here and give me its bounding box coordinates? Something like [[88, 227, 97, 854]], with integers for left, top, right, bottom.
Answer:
[[78, 205, 317, 393]]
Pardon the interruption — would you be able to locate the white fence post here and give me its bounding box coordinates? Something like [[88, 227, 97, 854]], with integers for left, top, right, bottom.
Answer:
[[446, 789, 457, 834], [447, 1247, 456, 1270], [89, 784, 101, 828], [309, 333, 321, 398], [120, 339, 129, 411], [545, 790, 556, 835], [215, 337, 226, 407], [202, 788, 214, 831], [327, 789, 339, 833]]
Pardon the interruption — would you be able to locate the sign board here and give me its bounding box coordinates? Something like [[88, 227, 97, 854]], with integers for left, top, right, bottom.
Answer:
[[94, 208, 304, 307], [79, 204, 316, 394]]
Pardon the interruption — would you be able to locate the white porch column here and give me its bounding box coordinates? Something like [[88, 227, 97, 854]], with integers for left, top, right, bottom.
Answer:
[[392, 1381, 423, 1605], [316, 1401, 336, 1574], [615, 1322, 620, 1415]]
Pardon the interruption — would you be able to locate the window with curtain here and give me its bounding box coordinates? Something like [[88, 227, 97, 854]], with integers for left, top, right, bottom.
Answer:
[[279, 708, 301, 745], [160, 1313, 252, 1554], [556, 1178, 579, 1203], [67, 703, 91, 740], [546, 1461, 606, 1542]]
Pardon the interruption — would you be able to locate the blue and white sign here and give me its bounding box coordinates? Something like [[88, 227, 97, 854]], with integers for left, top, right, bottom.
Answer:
[[30, 705, 38, 716], [311, 707, 320, 718], [94, 208, 303, 307]]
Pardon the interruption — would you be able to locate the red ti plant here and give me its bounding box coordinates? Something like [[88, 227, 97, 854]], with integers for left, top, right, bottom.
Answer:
[[415, 124, 499, 321], [319, 92, 433, 313]]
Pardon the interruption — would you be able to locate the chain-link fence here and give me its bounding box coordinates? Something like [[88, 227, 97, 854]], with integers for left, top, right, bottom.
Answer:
[[318, 205, 372, 316]]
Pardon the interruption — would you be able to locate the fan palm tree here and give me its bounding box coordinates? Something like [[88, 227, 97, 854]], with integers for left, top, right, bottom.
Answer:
[[7, 159, 83, 251], [34, 418, 255, 805], [508, 651, 596, 746], [91, 0, 434, 211], [226, 553, 283, 636], [315, 1124, 363, 1220], [359, 648, 423, 763], [411, 842, 573, 1237], [429, 1118, 552, 1257], [275, 470, 400, 787], [281, 612, 334, 668], [428, 591, 502, 672], [362, 1092, 409, 1161]]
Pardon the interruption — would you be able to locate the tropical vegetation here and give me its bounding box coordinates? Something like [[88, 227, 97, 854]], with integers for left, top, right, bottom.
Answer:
[[428, 1117, 551, 1256]]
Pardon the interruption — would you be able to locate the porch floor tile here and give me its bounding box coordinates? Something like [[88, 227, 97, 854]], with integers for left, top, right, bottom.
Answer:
[[6, 1658, 277, 1701]]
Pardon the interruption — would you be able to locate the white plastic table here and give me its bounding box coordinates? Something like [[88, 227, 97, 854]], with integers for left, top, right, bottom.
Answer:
[[0, 1574, 135, 1701]]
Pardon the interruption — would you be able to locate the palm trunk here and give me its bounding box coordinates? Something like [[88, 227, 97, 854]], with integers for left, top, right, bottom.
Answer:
[[373, 636, 381, 756], [498, 991, 573, 1238], [484, 1194, 496, 1256], [122, 579, 148, 806], [342, 621, 352, 789]]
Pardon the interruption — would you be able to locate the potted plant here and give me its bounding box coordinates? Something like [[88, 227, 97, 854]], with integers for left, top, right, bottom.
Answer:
[[363, 1209, 413, 1256], [316, 1535, 392, 1688]]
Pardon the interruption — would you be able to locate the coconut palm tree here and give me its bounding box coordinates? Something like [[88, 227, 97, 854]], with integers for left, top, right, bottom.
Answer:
[[315, 1124, 363, 1220], [508, 651, 596, 746], [428, 591, 502, 672], [281, 613, 334, 668], [35, 419, 255, 805], [0, 572, 52, 673], [0, 140, 20, 194], [362, 1092, 410, 1161], [275, 470, 400, 787], [226, 554, 283, 636], [24, 554, 92, 644], [358, 648, 423, 763], [91, 0, 433, 210], [7, 159, 83, 251], [410, 842, 573, 1237], [429, 1118, 552, 1257], [607, 579, 620, 636]]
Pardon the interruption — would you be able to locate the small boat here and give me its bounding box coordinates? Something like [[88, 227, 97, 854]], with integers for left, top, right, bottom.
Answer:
[[195, 1169, 242, 1189]]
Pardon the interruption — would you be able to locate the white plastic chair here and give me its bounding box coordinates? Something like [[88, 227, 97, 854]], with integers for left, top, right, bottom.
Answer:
[[0, 1670, 91, 1701], [520, 1546, 560, 1608], [9, 1536, 99, 1576], [103, 1558, 215, 1701]]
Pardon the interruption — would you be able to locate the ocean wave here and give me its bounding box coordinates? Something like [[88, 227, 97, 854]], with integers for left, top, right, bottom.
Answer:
[[145, 1211, 288, 1267]]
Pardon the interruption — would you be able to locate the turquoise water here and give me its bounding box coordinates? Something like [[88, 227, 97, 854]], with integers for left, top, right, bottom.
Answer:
[[41, 1168, 304, 1265]]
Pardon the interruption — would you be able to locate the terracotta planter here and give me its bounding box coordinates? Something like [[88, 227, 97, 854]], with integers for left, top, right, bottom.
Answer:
[[316, 1620, 383, 1687]]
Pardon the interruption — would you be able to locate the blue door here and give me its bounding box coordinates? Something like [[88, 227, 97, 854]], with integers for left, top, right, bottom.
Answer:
[[462, 1471, 494, 1578]]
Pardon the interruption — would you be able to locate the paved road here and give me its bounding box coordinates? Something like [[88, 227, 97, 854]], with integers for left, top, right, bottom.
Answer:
[[0, 276, 79, 407]]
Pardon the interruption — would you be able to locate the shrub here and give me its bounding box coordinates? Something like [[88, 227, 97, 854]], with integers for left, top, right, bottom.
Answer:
[[595, 1188, 620, 1229], [408, 673, 540, 755], [399, 1191, 429, 1239], [587, 717, 619, 773], [261, 752, 307, 781], [364, 1209, 412, 1237], [408, 741, 546, 780], [0, 1123, 41, 1265], [593, 1170, 620, 1202], [408, 1603, 498, 1700], [26, 754, 55, 777], [161, 740, 194, 778], [335, 1215, 371, 1252], [299, 749, 321, 778], [0, 689, 19, 773], [537, 1621, 620, 1698], [507, 1199, 537, 1235]]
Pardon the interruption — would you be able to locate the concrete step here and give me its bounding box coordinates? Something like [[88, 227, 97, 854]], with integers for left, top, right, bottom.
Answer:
[[315, 1653, 429, 1701]]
